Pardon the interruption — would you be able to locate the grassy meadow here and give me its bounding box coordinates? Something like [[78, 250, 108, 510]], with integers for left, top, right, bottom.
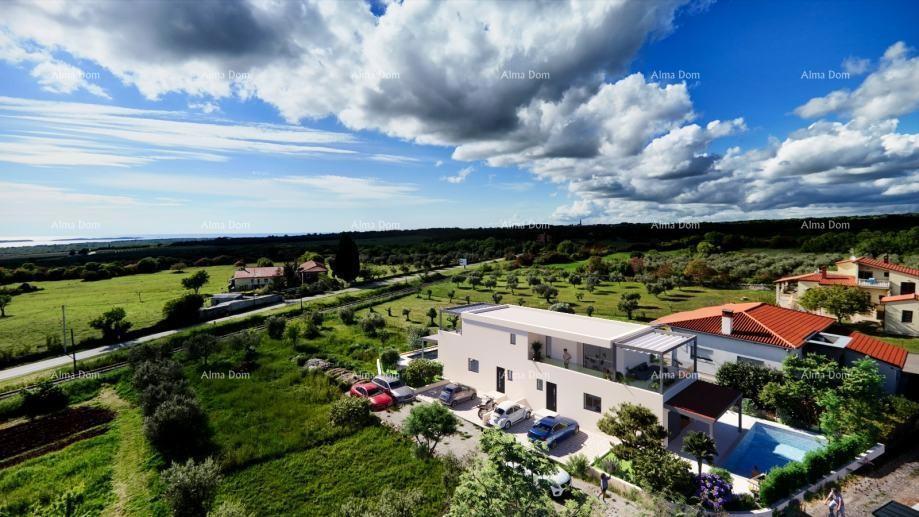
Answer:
[[0, 265, 236, 358]]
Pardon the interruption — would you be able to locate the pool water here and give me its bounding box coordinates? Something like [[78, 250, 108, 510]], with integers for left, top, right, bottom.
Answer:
[[721, 423, 825, 477]]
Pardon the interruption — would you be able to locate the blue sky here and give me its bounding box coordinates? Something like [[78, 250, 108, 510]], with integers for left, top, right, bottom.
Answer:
[[0, 0, 917, 238]]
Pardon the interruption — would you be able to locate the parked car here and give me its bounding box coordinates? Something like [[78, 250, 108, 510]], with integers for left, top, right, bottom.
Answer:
[[438, 383, 477, 407], [506, 462, 572, 499], [371, 375, 416, 404], [349, 382, 394, 411], [527, 416, 579, 449], [488, 400, 531, 429]]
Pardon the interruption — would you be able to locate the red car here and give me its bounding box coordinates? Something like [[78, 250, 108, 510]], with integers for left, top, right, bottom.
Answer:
[[349, 382, 394, 411]]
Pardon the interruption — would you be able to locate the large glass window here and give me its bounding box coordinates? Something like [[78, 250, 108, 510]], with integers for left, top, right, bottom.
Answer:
[[584, 393, 601, 413], [468, 358, 479, 373], [582, 343, 613, 372], [692, 347, 714, 362]]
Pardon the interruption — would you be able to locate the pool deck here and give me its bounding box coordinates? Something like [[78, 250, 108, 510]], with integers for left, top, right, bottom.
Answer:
[[668, 410, 825, 495]]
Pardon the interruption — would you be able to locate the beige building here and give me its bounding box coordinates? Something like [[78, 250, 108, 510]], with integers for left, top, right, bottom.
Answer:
[[775, 256, 919, 337], [229, 266, 284, 291]]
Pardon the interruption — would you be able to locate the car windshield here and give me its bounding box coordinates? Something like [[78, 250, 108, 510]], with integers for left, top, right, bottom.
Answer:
[[365, 385, 381, 395], [387, 380, 404, 389], [493, 407, 505, 415], [444, 386, 457, 393], [534, 423, 552, 432]]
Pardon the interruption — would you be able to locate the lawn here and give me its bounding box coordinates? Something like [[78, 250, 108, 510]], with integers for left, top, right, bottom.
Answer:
[[0, 265, 236, 358]]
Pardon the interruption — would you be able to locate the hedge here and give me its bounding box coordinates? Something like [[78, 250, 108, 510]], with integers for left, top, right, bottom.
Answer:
[[759, 434, 868, 505]]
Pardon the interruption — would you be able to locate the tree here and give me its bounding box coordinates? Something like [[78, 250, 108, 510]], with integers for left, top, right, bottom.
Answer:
[[597, 403, 667, 461], [333, 233, 361, 283], [144, 395, 209, 461], [21, 380, 69, 418], [683, 258, 716, 285], [256, 257, 274, 267], [90, 307, 132, 341], [798, 285, 871, 321], [760, 354, 842, 428], [184, 334, 218, 365], [266, 316, 286, 339], [585, 275, 599, 293], [468, 275, 482, 290], [549, 302, 574, 313], [403, 402, 458, 454], [0, 293, 11, 317], [284, 322, 302, 347], [402, 307, 411, 321], [181, 270, 210, 294], [380, 348, 401, 370], [162, 294, 204, 327], [360, 313, 385, 337], [715, 361, 783, 409], [818, 358, 885, 439], [329, 396, 372, 428], [492, 292, 503, 304], [426, 307, 438, 326], [506, 276, 518, 294], [402, 358, 442, 387], [447, 290, 456, 303], [162, 457, 221, 517], [448, 429, 556, 517], [533, 284, 558, 303], [682, 431, 717, 476], [338, 306, 356, 324], [586, 305, 595, 317], [617, 292, 640, 320]]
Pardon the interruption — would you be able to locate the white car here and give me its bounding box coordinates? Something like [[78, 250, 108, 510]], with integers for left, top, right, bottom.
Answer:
[[488, 401, 531, 429], [540, 467, 572, 498]]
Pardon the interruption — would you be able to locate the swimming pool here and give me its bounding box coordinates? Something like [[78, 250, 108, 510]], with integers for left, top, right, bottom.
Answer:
[[721, 422, 825, 477]]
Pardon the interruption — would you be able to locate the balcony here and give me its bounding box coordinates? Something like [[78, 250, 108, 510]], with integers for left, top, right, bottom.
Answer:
[[537, 356, 696, 395], [857, 279, 890, 289]]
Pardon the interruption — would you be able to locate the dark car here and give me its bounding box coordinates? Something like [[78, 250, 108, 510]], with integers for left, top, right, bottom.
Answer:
[[438, 383, 477, 407], [527, 416, 579, 449]]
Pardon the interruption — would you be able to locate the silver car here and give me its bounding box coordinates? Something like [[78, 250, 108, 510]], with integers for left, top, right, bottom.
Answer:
[[371, 375, 416, 404], [488, 401, 531, 429]]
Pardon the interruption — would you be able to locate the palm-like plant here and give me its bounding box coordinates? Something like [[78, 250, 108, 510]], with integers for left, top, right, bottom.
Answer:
[[682, 431, 717, 476]]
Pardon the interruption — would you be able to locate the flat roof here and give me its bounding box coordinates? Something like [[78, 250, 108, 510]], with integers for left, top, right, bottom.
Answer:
[[462, 304, 650, 347]]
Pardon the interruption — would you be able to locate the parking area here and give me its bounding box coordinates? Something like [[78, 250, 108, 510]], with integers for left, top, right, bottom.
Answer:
[[405, 384, 611, 464]]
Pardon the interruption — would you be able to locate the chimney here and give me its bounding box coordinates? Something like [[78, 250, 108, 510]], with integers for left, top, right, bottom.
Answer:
[[819, 266, 827, 278], [883, 254, 889, 264], [721, 309, 734, 335]]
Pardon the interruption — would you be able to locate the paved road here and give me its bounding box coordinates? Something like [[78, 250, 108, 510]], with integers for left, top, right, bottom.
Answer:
[[0, 260, 496, 383]]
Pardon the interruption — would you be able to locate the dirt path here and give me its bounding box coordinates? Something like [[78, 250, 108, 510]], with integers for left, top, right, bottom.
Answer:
[[802, 443, 919, 516]]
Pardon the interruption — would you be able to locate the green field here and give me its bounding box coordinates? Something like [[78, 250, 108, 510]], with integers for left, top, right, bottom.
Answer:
[[0, 265, 236, 358]]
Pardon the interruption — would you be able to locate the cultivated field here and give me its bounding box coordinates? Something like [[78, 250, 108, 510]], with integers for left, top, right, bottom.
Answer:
[[0, 265, 236, 359]]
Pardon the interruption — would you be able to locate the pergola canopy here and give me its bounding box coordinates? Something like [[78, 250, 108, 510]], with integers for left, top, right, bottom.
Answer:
[[616, 329, 695, 354]]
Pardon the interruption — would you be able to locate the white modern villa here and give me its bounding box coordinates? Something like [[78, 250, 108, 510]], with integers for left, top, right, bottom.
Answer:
[[435, 304, 744, 439]]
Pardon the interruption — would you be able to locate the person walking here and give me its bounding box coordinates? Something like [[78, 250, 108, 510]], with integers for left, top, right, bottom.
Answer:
[[824, 487, 843, 517], [598, 472, 610, 502], [562, 348, 572, 369]]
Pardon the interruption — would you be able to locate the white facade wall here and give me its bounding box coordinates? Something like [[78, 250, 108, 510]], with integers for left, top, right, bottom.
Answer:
[[678, 331, 801, 376], [883, 301, 919, 336], [439, 320, 667, 432]]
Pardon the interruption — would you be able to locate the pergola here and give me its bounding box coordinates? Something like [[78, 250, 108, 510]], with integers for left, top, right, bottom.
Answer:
[[613, 329, 698, 394], [664, 380, 743, 437]]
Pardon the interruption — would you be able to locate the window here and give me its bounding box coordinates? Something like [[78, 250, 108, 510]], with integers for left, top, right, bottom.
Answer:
[[510, 333, 516, 345], [902, 282, 916, 295], [737, 356, 765, 367], [584, 393, 601, 413], [536, 379, 544, 391], [545, 336, 553, 357], [903, 311, 914, 323], [507, 370, 513, 381], [692, 347, 714, 362], [468, 358, 479, 373]]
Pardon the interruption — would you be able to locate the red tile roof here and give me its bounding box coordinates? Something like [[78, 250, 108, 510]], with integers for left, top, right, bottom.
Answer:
[[297, 260, 327, 273], [654, 303, 836, 349], [844, 331, 908, 368], [836, 256, 919, 278], [880, 293, 919, 304], [774, 271, 856, 286], [232, 266, 283, 279], [664, 381, 742, 422]]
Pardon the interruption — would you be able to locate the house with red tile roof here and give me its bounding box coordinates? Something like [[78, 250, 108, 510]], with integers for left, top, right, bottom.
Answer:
[[774, 255, 919, 337], [296, 260, 328, 283], [229, 266, 284, 291], [653, 303, 908, 393]]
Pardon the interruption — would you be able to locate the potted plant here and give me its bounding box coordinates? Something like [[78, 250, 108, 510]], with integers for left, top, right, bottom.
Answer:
[[531, 341, 543, 360]]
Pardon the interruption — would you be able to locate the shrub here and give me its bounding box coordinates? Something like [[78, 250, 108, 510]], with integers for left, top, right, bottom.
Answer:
[[695, 473, 733, 511], [758, 461, 808, 505], [709, 467, 734, 485], [329, 396, 372, 428], [132, 359, 185, 391], [210, 500, 253, 517], [564, 453, 590, 479], [162, 457, 221, 517], [360, 313, 385, 337], [380, 348, 401, 370], [144, 394, 209, 461], [402, 359, 443, 388], [139, 380, 190, 417], [715, 361, 783, 409], [21, 380, 68, 418], [548, 302, 574, 313], [162, 294, 204, 327], [339, 306, 356, 324], [266, 316, 286, 339]]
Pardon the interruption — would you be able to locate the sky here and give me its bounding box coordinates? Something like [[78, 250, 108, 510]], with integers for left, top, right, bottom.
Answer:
[[0, 0, 917, 238]]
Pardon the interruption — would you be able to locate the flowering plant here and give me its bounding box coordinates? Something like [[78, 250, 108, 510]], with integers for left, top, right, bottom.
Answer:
[[695, 472, 733, 511]]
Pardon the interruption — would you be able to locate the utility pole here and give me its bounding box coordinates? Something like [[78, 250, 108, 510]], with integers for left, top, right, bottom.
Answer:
[[70, 328, 77, 374], [61, 305, 67, 357]]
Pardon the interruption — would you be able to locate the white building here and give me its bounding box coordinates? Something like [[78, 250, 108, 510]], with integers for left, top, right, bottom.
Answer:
[[436, 304, 744, 438]]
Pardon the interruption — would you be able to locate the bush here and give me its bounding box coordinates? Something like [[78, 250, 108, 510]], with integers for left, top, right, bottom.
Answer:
[[759, 461, 808, 505], [380, 348, 401, 370], [695, 472, 733, 511], [162, 294, 204, 327], [564, 453, 590, 479], [759, 434, 868, 505], [715, 361, 783, 409], [339, 306, 356, 324], [360, 313, 385, 337], [20, 380, 69, 418], [709, 467, 734, 485], [266, 316, 286, 340], [548, 302, 574, 313], [162, 457, 221, 517], [144, 394, 209, 461], [329, 396, 372, 428], [132, 359, 185, 391], [402, 359, 442, 388]]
